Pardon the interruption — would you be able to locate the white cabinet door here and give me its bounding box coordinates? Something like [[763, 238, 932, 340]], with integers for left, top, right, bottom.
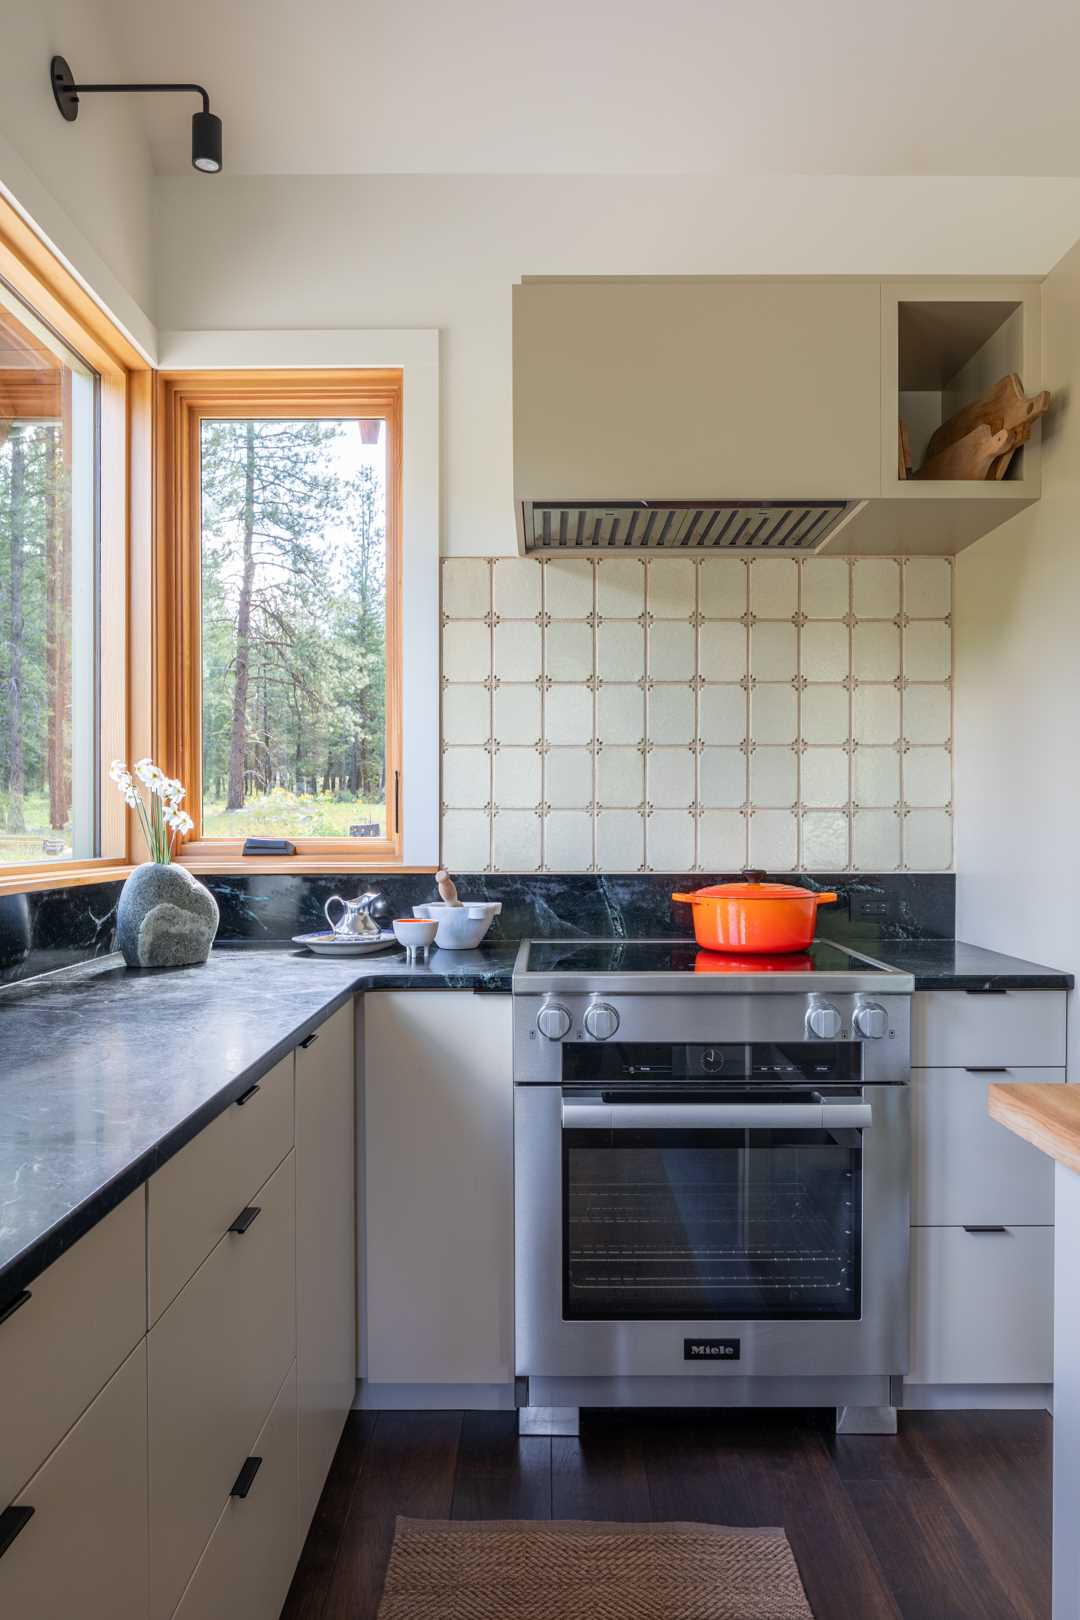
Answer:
[[296, 1001, 357, 1540], [149, 1152, 296, 1620], [0, 1341, 148, 1620], [911, 1067, 1064, 1227], [171, 1363, 298, 1620], [149, 1050, 294, 1323], [364, 991, 513, 1386], [0, 1189, 145, 1508], [909, 1225, 1053, 1385], [911, 990, 1066, 1068]]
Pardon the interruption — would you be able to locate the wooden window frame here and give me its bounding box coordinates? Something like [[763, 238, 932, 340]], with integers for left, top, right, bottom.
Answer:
[[154, 370, 406, 873], [0, 193, 150, 897]]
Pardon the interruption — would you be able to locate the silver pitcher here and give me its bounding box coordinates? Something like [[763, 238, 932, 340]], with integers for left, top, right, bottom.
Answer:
[[324, 890, 383, 938]]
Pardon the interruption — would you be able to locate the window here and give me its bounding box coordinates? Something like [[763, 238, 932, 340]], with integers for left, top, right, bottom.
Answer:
[[156, 372, 403, 866], [0, 193, 146, 891], [0, 285, 96, 863]]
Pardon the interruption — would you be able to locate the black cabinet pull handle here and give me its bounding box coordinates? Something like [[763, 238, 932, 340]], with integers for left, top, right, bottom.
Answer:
[[235, 1083, 261, 1106], [964, 986, 1008, 995], [963, 1225, 1009, 1234], [0, 1505, 34, 1559], [228, 1206, 261, 1235], [0, 1290, 31, 1330], [230, 1456, 262, 1499], [964, 1066, 1009, 1074], [299, 1032, 319, 1049]]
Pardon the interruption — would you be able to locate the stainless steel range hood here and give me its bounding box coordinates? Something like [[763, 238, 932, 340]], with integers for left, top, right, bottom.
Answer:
[[520, 499, 853, 554]]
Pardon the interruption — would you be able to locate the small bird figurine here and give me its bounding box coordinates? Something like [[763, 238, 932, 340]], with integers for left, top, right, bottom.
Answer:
[[436, 869, 462, 907]]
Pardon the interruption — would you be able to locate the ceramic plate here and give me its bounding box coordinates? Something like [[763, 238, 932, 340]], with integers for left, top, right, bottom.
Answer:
[[292, 931, 400, 956]]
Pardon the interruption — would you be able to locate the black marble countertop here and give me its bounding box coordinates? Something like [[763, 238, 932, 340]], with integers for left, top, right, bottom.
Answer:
[[0, 933, 1070, 1303], [0, 941, 516, 1300], [859, 939, 1074, 992]]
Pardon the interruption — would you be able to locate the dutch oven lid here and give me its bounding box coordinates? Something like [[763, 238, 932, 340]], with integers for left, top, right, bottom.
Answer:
[[681, 869, 818, 901]]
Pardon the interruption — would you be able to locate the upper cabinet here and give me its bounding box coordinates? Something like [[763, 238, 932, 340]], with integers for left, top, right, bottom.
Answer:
[[513, 276, 1046, 558], [513, 276, 883, 504]]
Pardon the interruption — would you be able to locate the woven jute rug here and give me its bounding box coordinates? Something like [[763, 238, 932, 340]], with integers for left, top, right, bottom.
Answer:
[[376, 1517, 814, 1619]]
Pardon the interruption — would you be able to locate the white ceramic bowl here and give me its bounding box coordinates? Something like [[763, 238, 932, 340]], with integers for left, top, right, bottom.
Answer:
[[392, 917, 439, 950], [411, 901, 502, 950]]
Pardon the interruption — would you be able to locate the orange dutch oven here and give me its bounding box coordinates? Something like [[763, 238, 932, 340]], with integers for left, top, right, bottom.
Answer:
[[672, 870, 839, 954]]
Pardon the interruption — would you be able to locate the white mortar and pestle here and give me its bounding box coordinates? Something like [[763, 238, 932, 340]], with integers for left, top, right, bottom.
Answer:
[[412, 870, 501, 950]]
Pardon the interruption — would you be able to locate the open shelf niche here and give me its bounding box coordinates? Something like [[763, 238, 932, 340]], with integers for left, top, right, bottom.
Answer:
[[899, 298, 1026, 480]]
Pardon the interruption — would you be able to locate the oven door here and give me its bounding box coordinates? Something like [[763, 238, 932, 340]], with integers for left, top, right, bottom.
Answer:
[[515, 1080, 909, 1380]]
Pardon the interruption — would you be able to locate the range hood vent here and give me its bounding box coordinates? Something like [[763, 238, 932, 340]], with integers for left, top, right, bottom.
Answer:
[[520, 500, 852, 555]]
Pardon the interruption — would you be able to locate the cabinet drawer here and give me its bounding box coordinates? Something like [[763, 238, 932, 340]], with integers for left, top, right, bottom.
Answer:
[[0, 1341, 148, 1620], [149, 1151, 295, 1620], [908, 1225, 1053, 1385], [172, 1362, 298, 1620], [0, 1189, 145, 1506], [912, 1067, 1063, 1226], [912, 989, 1066, 1068], [149, 1050, 293, 1322]]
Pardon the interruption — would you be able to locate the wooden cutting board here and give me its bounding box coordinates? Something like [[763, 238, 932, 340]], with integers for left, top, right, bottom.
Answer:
[[925, 373, 1049, 462], [913, 422, 1011, 481]]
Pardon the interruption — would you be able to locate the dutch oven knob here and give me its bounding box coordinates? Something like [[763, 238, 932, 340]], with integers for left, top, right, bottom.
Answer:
[[741, 868, 768, 884]]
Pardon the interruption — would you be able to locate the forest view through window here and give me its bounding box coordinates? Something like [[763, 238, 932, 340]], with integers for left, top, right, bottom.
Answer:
[[0, 281, 96, 865], [200, 417, 390, 841]]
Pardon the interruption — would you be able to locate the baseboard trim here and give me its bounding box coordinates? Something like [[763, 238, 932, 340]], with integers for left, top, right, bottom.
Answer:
[[902, 1383, 1053, 1412], [355, 1381, 517, 1411]]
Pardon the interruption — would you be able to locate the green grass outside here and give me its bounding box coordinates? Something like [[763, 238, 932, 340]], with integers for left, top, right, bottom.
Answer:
[[0, 790, 72, 865], [202, 785, 386, 841]]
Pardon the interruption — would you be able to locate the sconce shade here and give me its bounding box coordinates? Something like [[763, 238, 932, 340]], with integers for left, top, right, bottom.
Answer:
[[192, 110, 223, 172]]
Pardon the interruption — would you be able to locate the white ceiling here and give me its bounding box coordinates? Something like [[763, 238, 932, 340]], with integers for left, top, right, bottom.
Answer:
[[97, 0, 1080, 178]]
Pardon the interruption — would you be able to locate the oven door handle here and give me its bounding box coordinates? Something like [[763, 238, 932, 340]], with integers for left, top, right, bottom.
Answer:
[[561, 1101, 872, 1130]]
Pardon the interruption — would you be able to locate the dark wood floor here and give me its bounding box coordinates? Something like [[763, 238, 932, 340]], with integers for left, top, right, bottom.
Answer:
[[281, 1406, 1051, 1620]]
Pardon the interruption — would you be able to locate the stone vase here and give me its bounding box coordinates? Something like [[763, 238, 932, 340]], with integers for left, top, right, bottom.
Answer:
[[117, 862, 219, 968]]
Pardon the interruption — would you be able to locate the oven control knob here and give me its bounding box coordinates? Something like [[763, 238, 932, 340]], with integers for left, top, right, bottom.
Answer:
[[584, 1000, 620, 1041], [536, 1000, 572, 1041], [806, 997, 842, 1040], [853, 999, 889, 1040]]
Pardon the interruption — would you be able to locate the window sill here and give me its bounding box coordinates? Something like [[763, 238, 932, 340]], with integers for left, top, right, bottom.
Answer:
[[0, 862, 135, 897], [178, 856, 438, 876]]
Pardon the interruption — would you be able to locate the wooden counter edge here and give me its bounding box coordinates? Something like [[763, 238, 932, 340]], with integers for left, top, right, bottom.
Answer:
[[989, 1081, 1080, 1177]]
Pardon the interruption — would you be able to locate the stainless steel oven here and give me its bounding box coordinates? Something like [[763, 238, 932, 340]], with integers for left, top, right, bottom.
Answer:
[[512, 940, 913, 1433]]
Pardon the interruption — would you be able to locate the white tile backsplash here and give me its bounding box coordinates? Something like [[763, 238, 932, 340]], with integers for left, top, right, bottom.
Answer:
[[545, 748, 594, 808], [492, 557, 541, 618], [596, 683, 645, 745], [597, 619, 646, 681], [649, 619, 696, 681], [443, 683, 490, 746], [442, 556, 952, 870], [648, 684, 695, 746], [596, 557, 645, 618], [544, 558, 594, 617], [545, 684, 594, 746], [545, 619, 594, 682], [492, 747, 542, 808], [648, 558, 696, 618]]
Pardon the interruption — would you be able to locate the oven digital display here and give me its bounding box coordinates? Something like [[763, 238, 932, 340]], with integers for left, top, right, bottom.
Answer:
[[561, 1041, 864, 1085]]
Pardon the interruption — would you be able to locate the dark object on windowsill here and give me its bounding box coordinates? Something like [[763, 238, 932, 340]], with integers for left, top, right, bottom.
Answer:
[[242, 837, 296, 856]]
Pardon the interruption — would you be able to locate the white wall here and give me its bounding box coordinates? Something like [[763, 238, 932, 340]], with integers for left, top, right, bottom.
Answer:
[[954, 234, 1080, 1067], [154, 173, 1080, 555], [0, 0, 156, 355]]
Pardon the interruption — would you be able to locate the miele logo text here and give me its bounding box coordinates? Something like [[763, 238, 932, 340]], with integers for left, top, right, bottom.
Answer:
[[684, 1338, 740, 1361]]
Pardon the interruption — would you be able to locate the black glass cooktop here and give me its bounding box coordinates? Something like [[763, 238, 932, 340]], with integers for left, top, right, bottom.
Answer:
[[523, 940, 887, 975]]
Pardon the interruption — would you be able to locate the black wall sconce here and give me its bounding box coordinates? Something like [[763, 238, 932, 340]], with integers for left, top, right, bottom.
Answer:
[[50, 55, 222, 173]]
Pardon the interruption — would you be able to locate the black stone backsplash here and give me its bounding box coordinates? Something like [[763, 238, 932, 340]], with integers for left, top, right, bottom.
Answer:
[[0, 882, 123, 990], [206, 871, 955, 948], [0, 870, 955, 991]]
